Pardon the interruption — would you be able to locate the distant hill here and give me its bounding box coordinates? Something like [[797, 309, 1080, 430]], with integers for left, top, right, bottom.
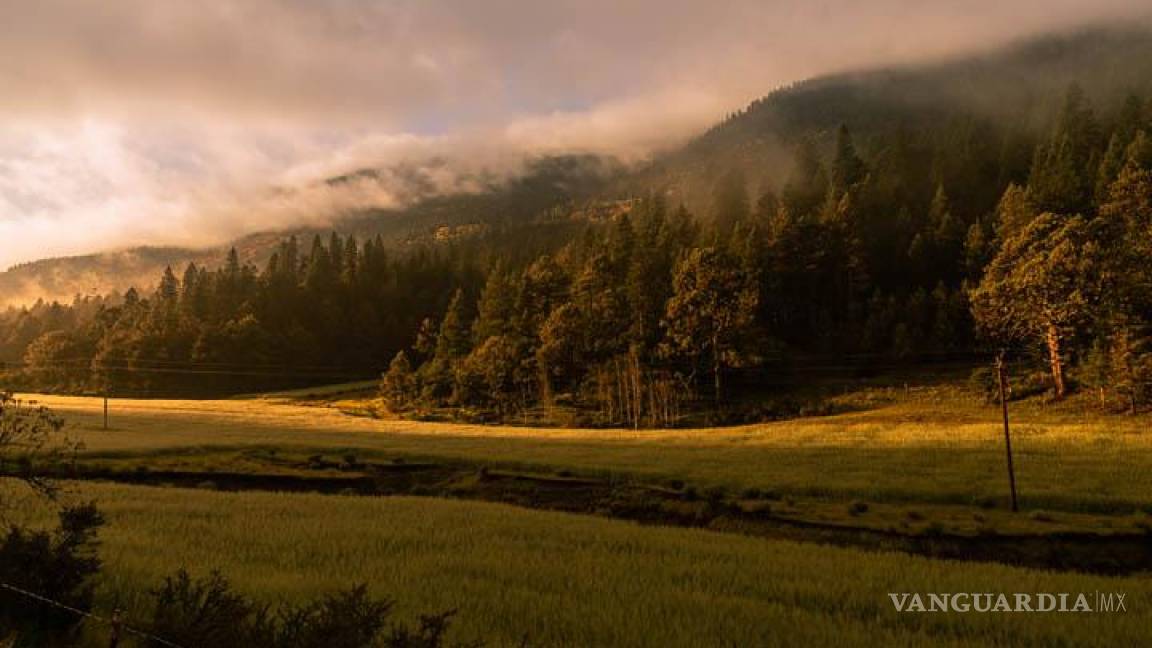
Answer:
[[0, 247, 222, 308], [618, 26, 1152, 217], [6, 26, 1152, 308], [0, 154, 617, 308]]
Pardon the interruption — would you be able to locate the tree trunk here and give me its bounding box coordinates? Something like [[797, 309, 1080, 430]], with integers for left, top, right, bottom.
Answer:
[[1045, 323, 1066, 399]]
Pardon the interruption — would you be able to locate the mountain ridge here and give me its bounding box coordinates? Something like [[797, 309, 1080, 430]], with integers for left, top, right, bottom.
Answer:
[[5, 25, 1152, 309]]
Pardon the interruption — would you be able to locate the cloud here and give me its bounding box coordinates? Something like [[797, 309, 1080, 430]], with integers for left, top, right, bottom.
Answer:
[[1, 0, 1150, 269]]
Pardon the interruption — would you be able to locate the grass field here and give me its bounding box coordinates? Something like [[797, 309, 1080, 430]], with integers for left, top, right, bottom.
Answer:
[[8, 481, 1152, 648], [24, 385, 1152, 514]]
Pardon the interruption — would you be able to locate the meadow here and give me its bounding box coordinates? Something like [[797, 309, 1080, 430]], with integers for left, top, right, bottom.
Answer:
[[27, 385, 1152, 514], [8, 481, 1152, 648]]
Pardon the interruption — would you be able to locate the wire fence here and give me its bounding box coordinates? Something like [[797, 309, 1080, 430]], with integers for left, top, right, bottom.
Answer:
[[0, 581, 185, 648]]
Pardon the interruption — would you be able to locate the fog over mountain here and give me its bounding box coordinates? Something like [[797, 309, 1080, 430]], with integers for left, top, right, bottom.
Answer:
[[1, 0, 1150, 279]]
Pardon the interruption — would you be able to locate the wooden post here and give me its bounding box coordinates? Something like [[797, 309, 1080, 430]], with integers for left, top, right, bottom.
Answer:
[[103, 389, 109, 430], [996, 352, 1019, 513], [109, 607, 122, 648]]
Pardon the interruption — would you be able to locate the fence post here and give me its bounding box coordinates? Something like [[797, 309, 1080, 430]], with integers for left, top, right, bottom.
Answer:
[[109, 608, 122, 648]]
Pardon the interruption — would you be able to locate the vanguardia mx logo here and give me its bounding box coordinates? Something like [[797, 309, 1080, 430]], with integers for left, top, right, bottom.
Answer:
[[888, 592, 1128, 613]]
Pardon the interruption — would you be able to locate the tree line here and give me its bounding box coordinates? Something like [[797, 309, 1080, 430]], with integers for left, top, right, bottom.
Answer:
[[2, 84, 1150, 420]]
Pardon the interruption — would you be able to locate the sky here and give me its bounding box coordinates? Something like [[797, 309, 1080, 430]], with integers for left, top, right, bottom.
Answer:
[[0, 0, 1150, 269]]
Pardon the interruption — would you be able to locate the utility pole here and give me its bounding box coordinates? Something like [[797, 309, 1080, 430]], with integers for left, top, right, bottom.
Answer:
[[995, 351, 1019, 513]]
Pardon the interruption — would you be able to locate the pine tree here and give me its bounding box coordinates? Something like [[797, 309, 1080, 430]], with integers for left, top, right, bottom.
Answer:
[[782, 138, 829, 218], [1027, 84, 1102, 215], [970, 213, 1104, 399], [381, 351, 415, 411], [963, 222, 989, 279], [662, 247, 758, 403], [830, 124, 867, 194], [712, 169, 750, 236], [473, 266, 517, 343], [994, 183, 1036, 241], [1096, 154, 1152, 410], [435, 289, 471, 362]]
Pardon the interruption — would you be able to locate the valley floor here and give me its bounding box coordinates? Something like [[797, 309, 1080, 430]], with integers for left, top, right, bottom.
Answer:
[[7, 385, 1152, 646], [25, 385, 1152, 512]]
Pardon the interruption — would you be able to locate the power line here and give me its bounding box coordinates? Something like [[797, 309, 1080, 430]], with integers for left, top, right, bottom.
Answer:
[[0, 360, 372, 381]]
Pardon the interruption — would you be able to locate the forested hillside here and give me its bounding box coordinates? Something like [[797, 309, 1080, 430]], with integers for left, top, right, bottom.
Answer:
[[0, 155, 616, 309], [2, 28, 1151, 422]]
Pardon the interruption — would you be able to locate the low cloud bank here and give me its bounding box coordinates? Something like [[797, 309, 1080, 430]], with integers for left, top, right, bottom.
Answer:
[[2, 0, 1150, 268]]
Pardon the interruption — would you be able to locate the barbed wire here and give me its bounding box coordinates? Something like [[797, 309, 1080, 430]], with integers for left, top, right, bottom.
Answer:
[[0, 581, 186, 648]]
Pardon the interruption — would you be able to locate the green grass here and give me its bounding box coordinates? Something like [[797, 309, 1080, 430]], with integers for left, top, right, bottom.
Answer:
[[29, 385, 1152, 514], [10, 482, 1152, 648], [237, 380, 380, 401]]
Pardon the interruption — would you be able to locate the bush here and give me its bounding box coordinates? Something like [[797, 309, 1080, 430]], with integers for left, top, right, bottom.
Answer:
[[703, 486, 727, 502], [277, 586, 392, 648], [969, 366, 1051, 402], [148, 570, 270, 648], [968, 367, 997, 402], [146, 570, 478, 648], [848, 500, 869, 516], [0, 503, 104, 644]]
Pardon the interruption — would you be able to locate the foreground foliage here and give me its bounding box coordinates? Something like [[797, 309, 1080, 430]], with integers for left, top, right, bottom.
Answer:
[[146, 570, 474, 648], [9, 484, 1151, 648]]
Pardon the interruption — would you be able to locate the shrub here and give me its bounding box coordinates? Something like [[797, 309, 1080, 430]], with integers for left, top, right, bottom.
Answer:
[[848, 500, 869, 515], [277, 585, 392, 648], [0, 503, 104, 643], [146, 570, 478, 648], [148, 570, 269, 648], [381, 351, 417, 412], [967, 367, 997, 402], [703, 486, 727, 502]]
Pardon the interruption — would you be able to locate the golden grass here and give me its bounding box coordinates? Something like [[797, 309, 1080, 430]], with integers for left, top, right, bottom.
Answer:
[[24, 387, 1152, 512], [9, 482, 1152, 648]]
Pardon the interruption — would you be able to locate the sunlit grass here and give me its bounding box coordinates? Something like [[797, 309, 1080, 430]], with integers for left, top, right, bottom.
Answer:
[[25, 386, 1152, 513], [9, 482, 1152, 648]]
